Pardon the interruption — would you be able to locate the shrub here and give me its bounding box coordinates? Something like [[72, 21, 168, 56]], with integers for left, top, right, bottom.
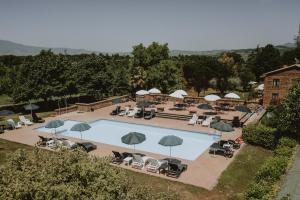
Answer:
[[277, 137, 297, 149], [243, 123, 277, 149], [255, 156, 289, 182], [244, 181, 272, 200], [0, 148, 177, 200], [275, 146, 294, 157]]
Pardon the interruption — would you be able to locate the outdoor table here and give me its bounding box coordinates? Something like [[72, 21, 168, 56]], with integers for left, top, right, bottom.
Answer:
[[197, 119, 203, 124], [123, 157, 133, 165]]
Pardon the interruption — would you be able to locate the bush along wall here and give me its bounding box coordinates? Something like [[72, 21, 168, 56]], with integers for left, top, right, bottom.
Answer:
[[242, 123, 278, 149], [244, 137, 297, 200]]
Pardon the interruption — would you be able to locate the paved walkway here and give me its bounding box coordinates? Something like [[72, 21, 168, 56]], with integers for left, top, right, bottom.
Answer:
[[277, 147, 300, 200]]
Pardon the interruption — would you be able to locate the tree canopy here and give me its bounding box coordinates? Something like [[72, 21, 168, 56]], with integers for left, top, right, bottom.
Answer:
[[0, 148, 178, 200]]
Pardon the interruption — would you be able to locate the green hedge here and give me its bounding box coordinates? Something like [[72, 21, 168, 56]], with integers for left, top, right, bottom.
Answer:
[[243, 123, 277, 149], [245, 137, 297, 200]]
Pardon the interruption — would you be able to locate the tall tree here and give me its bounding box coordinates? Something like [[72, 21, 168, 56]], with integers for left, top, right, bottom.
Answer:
[[183, 56, 215, 96], [278, 78, 300, 134], [246, 44, 281, 79]]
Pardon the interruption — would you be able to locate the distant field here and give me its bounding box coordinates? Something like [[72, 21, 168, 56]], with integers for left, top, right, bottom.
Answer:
[[0, 139, 272, 200]]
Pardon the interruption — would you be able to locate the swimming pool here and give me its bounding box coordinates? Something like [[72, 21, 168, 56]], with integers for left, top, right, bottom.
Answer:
[[35, 119, 219, 160]]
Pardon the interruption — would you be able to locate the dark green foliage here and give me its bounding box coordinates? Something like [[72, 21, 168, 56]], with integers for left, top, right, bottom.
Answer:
[[245, 181, 272, 200], [278, 79, 300, 134], [281, 48, 300, 65], [0, 148, 178, 200], [244, 137, 297, 200], [243, 123, 277, 149], [255, 156, 288, 182], [246, 44, 281, 80], [182, 55, 216, 96]]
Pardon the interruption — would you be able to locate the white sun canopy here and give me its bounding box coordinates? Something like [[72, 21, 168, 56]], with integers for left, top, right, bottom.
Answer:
[[136, 90, 149, 95], [169, 92, 184, 99], [173, 90, 188, 96], [225, 92, 240, 99], [204, 94, 221, 101], [148, 88, 161, 94]]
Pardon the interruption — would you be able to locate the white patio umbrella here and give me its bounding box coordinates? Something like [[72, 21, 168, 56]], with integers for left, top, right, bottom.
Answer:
[[204, 94, 221, 102], [136, 90, 149, 95], [255, 84, 264, 91], [224, 92, 240, 99], [248, 81, 257, 85], [174, 90, 188, 96], [169, 92, 184, 99], [148, 88, 161, 94]]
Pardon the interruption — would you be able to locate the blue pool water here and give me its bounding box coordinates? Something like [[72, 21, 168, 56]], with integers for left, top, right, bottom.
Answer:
[[35, 119, 219, 160]]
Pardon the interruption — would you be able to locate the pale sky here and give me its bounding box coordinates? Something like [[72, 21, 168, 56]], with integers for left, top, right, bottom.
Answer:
[[0, 0, 299, 52]]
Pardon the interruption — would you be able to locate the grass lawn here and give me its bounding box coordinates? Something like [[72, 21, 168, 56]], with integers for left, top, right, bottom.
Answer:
[[0, 94, 14, 105], [0, 139, 272, 200]]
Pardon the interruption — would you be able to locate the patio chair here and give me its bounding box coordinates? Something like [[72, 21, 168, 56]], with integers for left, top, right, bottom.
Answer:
[[19, 116, 33, 126], [188, 114, 198, 125], [118, 107, 130, 116], [131, 154, 152, 169], [127, 107, 138, 117], [146, 158, 168, 173], [7, 119, 22, 129], [110, 106, 121, 115], [32, 112, 45, 123], [166, 162, 187, 178], [144, 109, 155, 120]]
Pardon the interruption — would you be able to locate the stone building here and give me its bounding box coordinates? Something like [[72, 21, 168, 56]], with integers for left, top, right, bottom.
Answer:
[[261, 64, 300, 107]]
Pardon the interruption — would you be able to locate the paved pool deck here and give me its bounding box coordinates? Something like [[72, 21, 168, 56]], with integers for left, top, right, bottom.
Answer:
[[0, 101, 256, 190]]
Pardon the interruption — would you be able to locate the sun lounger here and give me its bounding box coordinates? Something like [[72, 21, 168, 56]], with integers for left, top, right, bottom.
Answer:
[[76, 142, 97, 152], [202, 116, 213, 127], [131, 154, 152, 169], [112, 151, 126, 164], [62, 140, 78, 149], [32, 112, 45, 123], [19, 116, 33, 126], [166, 162, 187, 178], [127, 107, 138, 117], [118, 107, 130, 116], [188, 114, 198, 125], [110, 106, 121, 115], [209, 142, 234, 158], [220, 140, 241, 149], [134, 109, 144, 118], [144, 109, 155, 120], [146, 158, 168, 173], [36, 135, 53, 146], [7, 119, 22, 129]]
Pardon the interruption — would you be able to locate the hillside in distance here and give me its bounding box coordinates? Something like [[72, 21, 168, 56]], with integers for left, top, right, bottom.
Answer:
[[0, 39, 295, 57]]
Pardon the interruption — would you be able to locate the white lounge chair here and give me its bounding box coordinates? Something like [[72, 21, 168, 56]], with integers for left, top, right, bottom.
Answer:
[[118, 107, 130, 116], [19, 116, 33, 126], [131, 154, 152, 169], [127, 107, 138, 117], [62, 140, 77, 149], [7, 119, 22, 129], [146, 158, 168, 173], [202, 116, 213, 127], [188, 114, 198, 125]]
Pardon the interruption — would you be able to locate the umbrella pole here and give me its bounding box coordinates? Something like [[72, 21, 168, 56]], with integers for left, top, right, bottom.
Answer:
[[80, 131, 82, 140], [169, 146, 171, 157], [134, 144, 135, 153]]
